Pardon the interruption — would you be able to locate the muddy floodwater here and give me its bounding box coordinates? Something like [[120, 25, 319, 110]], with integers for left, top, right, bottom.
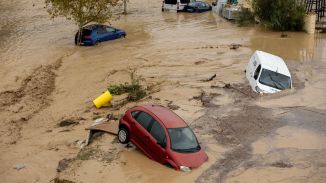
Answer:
[[0, 0, 326, 183]]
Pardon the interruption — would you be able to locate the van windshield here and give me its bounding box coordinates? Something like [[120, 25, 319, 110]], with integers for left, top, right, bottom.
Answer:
[[259, 69, 291, 90], [168, 127, 200, 153]]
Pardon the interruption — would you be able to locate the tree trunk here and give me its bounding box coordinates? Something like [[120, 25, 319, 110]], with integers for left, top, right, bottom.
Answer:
[[123, 0, 127, 14], [78, 27, 82, 46]]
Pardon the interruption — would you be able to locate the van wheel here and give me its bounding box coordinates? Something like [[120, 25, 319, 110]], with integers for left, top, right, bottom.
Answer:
[[118, 127, 129, 144]]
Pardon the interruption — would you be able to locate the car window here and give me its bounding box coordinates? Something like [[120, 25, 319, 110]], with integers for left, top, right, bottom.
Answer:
[[106, 27, 116, 33], [254, 65, 261, 80], [149, 120, 166, 143], [180, 0, 190, 4], [131, 111, 141, 118], [97, 27, 107, 34], [135, 112, 153, 130]]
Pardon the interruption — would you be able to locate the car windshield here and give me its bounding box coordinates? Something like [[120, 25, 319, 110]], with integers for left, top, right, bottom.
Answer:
[[259, 68, 291, 90], [168, 127, 200, 153]]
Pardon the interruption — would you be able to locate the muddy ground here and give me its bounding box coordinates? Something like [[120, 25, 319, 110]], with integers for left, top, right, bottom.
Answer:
[[0, 0, 326, 183]]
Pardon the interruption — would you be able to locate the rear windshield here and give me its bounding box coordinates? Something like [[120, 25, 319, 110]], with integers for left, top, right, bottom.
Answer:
[[164, 0, 177, 4], [164, 0, 191, 4], [259, 69, 291, 90], [82, 29, 92, 36]]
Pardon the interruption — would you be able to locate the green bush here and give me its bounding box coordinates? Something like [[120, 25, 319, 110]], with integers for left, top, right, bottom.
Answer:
[[237, 8, 255, 27], [107, 69, 146, 102], [252, 0, 306, 31]]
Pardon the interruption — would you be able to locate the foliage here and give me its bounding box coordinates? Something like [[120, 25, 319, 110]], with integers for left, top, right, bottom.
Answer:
[[252, 0, 306, 31], [45, 0, 121, 29], [237, 8, 255, 27], [108, 69, 146, 102]]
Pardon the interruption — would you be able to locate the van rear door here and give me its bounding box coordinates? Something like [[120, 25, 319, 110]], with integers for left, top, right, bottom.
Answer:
[[163, 0, 178, 11]]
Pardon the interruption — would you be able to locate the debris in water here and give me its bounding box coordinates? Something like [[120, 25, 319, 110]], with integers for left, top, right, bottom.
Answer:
[[93, 117, 108, 125], [58, 119, 79, 127], [270, 161, 293, 168], [229, 44, 242, 50], [53, 177, 75, 183], [14, 164, 26, 170], [223, 83, 232, 89], [281, 33, 288, 38], [86, 120, 119, 145], [167, 101, 180, 110], [56, 158, 73, 172], [201, 74, 217, 82]]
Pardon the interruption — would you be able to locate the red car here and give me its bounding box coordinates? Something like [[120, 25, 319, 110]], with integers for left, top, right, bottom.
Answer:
[[118, 104, 208, 171]]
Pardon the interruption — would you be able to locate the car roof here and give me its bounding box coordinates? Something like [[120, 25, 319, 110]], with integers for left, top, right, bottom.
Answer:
[[83, 24, 107, 30], [255, 50, 291, 76], [140, 105, 187, 128]]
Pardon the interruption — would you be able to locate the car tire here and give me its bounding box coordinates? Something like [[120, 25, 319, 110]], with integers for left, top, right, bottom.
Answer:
[[118, 127, 129, 144]]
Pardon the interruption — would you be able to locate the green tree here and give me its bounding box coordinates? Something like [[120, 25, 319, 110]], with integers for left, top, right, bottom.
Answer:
[[123, 0, 129, 14], [252, 0, 306, 31], [45, 0, 121, 45]]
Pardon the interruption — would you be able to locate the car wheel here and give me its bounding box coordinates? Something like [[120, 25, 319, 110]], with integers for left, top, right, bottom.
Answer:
[[74, 32, 79, 45], [118, 127, 129, 144]]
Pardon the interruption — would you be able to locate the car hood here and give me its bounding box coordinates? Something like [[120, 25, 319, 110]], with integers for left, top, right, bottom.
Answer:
[[171, 149, 208, 169]]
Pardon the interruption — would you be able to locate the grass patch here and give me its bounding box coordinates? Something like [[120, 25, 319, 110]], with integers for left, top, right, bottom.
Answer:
[[108, 69, 146, 102]]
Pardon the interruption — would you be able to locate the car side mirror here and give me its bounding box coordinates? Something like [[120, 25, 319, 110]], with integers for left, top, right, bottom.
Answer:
[[157, 141, 166, 148]]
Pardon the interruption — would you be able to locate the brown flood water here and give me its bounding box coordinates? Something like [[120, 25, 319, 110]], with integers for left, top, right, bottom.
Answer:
[[0, 0, 326, 183]]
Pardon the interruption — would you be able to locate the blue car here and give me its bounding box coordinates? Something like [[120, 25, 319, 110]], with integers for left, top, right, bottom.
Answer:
[[75, 24, 126, 46], [183, 1, 212, 13]]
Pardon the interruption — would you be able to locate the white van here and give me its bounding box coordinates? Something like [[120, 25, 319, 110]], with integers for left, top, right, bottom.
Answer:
[[246, 51, 293, 94], [162, 0, 195, 12]]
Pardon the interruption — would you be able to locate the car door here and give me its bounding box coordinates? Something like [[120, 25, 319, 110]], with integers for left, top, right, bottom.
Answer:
[[250, 64, 261, 91], [105, 26, 118, 40], [147, 119, 168, 164], [130, 111, 155, 157], [164, 0, 178, 11]]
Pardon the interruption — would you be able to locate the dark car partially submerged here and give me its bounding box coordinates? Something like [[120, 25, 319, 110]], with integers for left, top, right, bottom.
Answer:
[[75, 24, 126, 46], [183, 1, 212, 13]]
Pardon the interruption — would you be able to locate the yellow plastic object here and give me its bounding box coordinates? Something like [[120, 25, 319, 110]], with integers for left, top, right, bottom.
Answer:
[[93, 90, 113, 108]]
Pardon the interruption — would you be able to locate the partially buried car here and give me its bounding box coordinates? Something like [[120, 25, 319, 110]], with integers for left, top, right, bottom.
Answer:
[[75, 24, 126, 46], [183, 1, 212, 13], [118, 104, 208, 171]]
